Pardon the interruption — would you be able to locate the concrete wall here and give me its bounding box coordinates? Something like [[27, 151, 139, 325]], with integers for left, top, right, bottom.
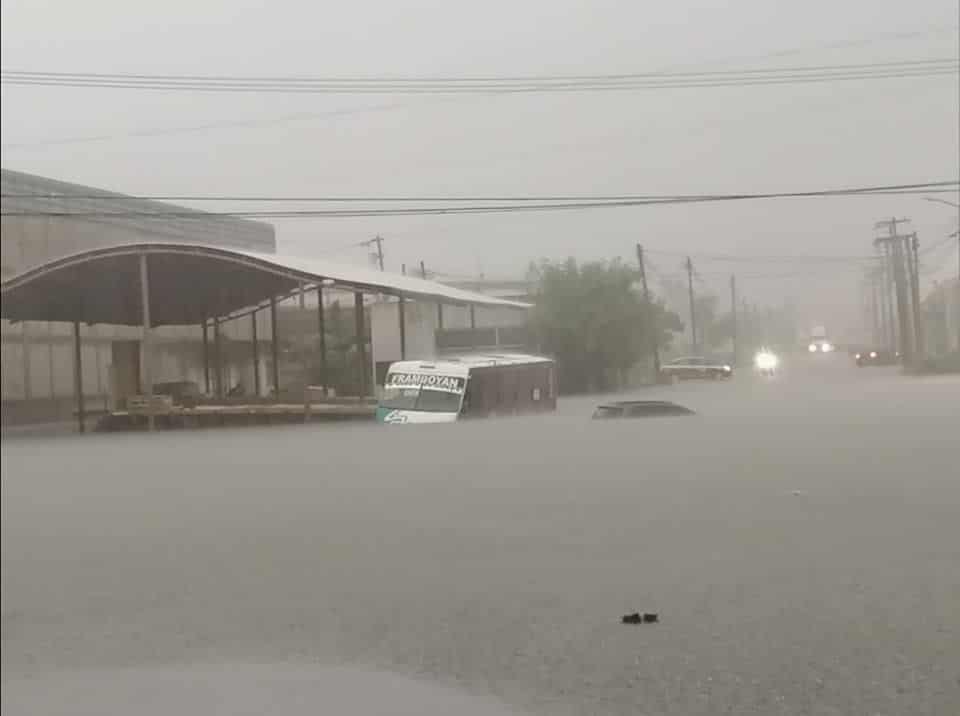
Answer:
[[371, 299, 439, 366], [370, 297, 533, 377]]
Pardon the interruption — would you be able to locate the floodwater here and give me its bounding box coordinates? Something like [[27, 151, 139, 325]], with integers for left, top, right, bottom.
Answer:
[[3, 357, 959, 715]]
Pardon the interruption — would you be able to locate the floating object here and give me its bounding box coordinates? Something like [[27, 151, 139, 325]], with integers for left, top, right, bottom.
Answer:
[[621, 612, 659, 624]]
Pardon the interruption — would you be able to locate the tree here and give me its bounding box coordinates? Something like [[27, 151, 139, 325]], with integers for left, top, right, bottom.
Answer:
[[531, 258, 681, 393]]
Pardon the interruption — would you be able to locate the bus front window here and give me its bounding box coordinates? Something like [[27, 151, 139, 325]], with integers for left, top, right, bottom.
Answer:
[[380, 384, 463, 413], [379, 386, 420, 410], [414, 388, 463, 413]]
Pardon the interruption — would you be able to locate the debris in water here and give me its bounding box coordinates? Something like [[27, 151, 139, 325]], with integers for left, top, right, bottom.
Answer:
[[621, 612, 659, 624]]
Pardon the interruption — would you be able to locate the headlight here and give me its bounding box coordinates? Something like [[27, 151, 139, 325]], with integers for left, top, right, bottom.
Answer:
[[855, 353, 861, 359], [722, 364, 732, 372], [869, 351, 877, 358], [754, 351, 778, 370], [821, 342, 833, 352], [808, 343, 817, 353]]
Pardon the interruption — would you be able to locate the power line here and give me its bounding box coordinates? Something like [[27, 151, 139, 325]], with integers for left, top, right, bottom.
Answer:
[[3, 184, 956, 203], [2, 59, 955, 94], [3, 181, 957, 221], [0, 100, 421, 150], [5, 31, 956, 151], [5, 58, 954, 83]]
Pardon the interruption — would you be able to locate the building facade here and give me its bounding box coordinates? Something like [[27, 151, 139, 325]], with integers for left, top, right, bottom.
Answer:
[[1, 169, 276, 425]]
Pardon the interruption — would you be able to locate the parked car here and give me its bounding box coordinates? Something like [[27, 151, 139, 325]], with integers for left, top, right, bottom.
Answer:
[[592, 400, 695, 419], [660, 356, 733, 381]]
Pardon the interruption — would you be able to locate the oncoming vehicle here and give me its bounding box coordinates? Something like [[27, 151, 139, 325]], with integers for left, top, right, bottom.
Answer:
[[754, 349, 779, 377], [376, 354, 557, 424], [807, 325, 834, 354], [659, 356, 733, 381]]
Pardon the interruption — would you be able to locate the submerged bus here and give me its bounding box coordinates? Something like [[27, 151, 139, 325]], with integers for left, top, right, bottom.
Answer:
[[376, 354, 557, 424]]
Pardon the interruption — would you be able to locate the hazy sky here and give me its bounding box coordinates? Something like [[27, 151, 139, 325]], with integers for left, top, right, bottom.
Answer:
[[2, 0, 958, 331]]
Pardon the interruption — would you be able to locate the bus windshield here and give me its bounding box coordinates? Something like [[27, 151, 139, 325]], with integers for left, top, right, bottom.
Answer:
[[380, 385, 463, 413]]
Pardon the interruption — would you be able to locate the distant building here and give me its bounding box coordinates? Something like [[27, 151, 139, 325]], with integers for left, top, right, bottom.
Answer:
[[1, 169, 276, 425]]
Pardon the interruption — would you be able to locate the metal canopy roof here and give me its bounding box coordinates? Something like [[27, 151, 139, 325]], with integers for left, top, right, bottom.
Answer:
[[0, 242, 531, 327]]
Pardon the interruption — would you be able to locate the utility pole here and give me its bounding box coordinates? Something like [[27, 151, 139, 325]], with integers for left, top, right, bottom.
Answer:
[[874, 248, 887, 349], [874, 217, 911, 363], [372, 235, 384, 271], [730, 274, 738, 365], [741, 298, 749, 352], [420, 260, 427, 279], [882, 242, 896, 353], [903, 232, 917, 355], [869, 267, 881, 346], [909, 233, 923, 357], [685, 256, 697, 353], [636, 244, 660, 377]]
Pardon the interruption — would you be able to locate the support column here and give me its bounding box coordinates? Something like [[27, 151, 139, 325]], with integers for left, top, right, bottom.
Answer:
[[354, 292, 367, 397], [469, 305, 477, 349], [436, 303, 444, 353], [213, 316, 223, 398], [299, 282, 309, 395], [270, 296, 280, 397], [201, 320, 210, 393], [398, 295, 407, 360], [251, 311, 260, 397], [21, 321, 32, 400], [317, 286, 328, 396], [139, 253, 155, 431], [72, 320, 85, 433]]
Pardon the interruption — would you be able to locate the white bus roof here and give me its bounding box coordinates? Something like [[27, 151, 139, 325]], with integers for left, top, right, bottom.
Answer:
[[387, 353, 553, 377]]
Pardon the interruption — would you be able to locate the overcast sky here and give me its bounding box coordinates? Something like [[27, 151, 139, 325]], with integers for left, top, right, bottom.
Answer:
[[2, 0, 958, 332]]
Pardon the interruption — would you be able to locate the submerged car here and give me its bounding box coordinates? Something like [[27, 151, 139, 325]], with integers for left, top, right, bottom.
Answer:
[[660, 356, 733, 381], [854, 349, 898, 367], [592, 400, 695, 418]]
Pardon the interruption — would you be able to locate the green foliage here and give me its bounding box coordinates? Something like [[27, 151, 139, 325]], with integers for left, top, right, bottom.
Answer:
[[530, 258, 681, 393]]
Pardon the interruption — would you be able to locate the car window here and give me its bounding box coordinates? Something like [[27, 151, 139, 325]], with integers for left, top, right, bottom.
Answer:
[[592, 406, 623, 418]]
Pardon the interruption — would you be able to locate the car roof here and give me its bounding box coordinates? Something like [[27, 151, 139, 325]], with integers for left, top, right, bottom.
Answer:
[[388, 353, 553, 377], [595, 400, 695, 416], [602, 400, 678, 406]]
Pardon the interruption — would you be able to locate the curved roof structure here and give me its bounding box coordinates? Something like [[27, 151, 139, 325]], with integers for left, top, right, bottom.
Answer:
[[0, 242, 530, 327]]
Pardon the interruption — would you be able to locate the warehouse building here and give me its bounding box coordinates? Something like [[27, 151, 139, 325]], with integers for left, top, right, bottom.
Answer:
[[1, 169, 276, 426]]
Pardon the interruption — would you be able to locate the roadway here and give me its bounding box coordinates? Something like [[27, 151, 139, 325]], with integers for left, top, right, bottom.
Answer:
[[3, 352, 958, 715]]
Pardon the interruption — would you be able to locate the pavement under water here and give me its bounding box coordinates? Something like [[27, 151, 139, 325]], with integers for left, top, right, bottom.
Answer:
[[3, 355, 959, 715]]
